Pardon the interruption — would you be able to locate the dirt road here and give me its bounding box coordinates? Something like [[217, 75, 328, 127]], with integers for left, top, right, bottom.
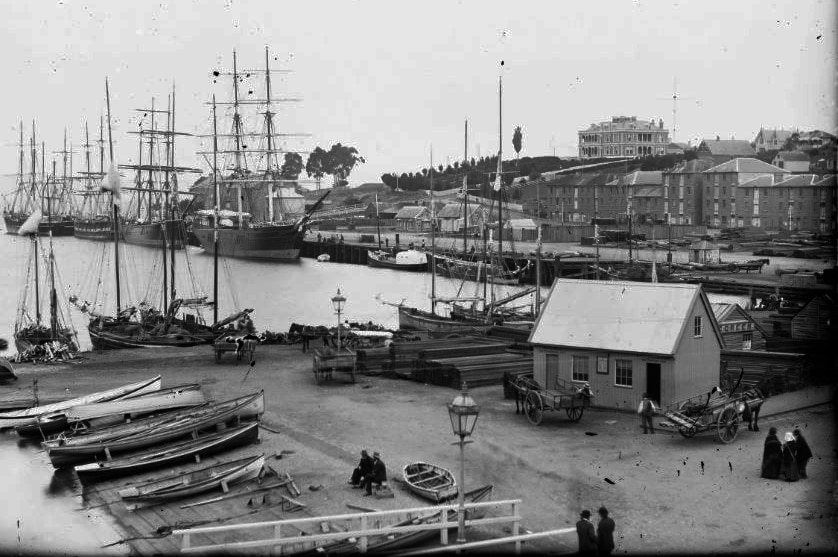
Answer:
[[7, 344, 836, 554]]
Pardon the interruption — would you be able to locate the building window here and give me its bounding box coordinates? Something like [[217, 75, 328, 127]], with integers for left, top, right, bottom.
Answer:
[[694, 316, 703, 337], [743, 333, 752, 350], [572, 355, 590, 383], [615, 359, 633, 387]]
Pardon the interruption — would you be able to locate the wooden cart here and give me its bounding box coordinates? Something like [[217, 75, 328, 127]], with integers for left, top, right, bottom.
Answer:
[[659, 387, 764, 444], [510, 376, 592, 425], [213, 335, 256, 365], [312, 348, 356, 384]]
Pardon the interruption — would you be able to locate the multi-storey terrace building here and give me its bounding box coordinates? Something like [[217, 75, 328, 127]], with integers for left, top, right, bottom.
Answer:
[[578, 116, 669, 159], [698, 158, 789, 227], [662, 159, 715, 225], [737, 174, 837, 232]]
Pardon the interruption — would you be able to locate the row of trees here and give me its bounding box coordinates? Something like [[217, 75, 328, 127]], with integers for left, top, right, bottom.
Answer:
[[269, 143, 365, 187]]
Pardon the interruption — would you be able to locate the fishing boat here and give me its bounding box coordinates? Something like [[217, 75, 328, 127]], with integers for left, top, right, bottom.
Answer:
[[367, 249, 429, 272], [14, 383, 205, 439], [73, 421, 260, 483], [43, 390, 264, 468], [292, 484, 494, 556], [69, 79, 255, 351], [402, 461, 458, 503], [118, 453, 265, 510], [13, 206, 80, 359], [0, 375, 161, 430], [189, 48, 330, 261]]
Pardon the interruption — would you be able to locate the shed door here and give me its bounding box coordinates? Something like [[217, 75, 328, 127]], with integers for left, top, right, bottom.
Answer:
[[546, 354, 559, 390], [646, 363, 661, 404]]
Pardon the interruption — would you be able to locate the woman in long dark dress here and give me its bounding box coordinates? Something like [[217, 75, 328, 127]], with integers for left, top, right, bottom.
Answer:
[[761, 427, 783, 479], [780, 432, 799, 482], [793, 429, 813, 479]]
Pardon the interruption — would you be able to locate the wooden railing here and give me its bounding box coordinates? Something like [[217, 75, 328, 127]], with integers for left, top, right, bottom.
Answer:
[[173, 498, 522, 554]]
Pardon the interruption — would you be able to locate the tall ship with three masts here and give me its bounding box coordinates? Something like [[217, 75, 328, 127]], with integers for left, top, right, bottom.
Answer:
[[74, 116, 114, 241], [3, 122, 75, 236], [189, 48, 328, 261], [119, 88, 199, 249]]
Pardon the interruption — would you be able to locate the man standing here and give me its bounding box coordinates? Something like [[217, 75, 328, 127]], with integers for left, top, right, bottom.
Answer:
[[576, 510, 598, 555], [596, 507, 615, 556], [349, 449, 374, 488], [361, 452, 387, 496], [639, 393, 656, 434]]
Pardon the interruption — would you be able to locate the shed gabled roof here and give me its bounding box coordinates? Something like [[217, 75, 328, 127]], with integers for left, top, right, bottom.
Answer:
[[527, 279, 721, 355], [394, 206, 428, 219], [704, 158, 788, 174], [773, 150, 810, 162], [699, 139, 756, 157], [435, 203, 486, 219]]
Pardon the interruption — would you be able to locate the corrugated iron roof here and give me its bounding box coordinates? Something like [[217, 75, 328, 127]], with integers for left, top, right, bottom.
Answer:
[[773, 150, 810, 162], [777, 174, 821, 187], [737, 175, 776, 188], [436, 203, 487, 219], [528, 279, 716, 355], [632, 185, 663, 198], [394, 206, 428, 219], [704, 157, 787, 174], [665, 159, 715, 174]]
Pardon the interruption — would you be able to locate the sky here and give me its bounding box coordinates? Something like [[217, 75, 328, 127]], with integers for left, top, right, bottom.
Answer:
[[1, 0, 836, 192]]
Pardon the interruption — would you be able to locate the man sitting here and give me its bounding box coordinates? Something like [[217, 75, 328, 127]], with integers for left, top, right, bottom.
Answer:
[[359, 452, 387, 496], [349, 449, 374, 488]]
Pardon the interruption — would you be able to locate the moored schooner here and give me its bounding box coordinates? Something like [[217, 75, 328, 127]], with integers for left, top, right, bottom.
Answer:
[[189, 48, 328, 261]]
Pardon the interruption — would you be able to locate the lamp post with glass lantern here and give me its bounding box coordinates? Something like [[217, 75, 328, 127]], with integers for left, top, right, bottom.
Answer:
[[447, 381, 480, 544], [331, 288, 346, 351]]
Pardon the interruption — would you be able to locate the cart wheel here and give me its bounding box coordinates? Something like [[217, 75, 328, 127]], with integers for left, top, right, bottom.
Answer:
[[524, 391, 544, 425], [214, 350, 222, 363], [566, 406, 584, 422], [678, 426, 697, 438], [717, 406, 739, 444]]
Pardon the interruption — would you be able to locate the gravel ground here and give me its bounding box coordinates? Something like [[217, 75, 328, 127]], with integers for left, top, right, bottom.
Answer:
[[6, 344, 836, 555]]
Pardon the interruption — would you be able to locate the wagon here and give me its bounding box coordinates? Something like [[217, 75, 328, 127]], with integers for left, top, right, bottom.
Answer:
[[213, 335, 257, 365], [659, 386, 764, 443], [509, 376, 592, 425], [312, 348, 356, 385]]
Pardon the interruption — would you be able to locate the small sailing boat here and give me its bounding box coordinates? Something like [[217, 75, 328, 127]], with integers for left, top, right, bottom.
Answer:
[[13, 208, 79, 359]]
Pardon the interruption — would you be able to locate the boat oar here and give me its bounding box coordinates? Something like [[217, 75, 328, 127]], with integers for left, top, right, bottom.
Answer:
[[100, 509, 260, 548]]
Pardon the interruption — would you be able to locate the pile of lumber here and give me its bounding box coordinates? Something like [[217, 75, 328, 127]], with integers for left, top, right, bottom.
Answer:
[[413, 351, 533, 389], [721, 349, 806, 395]]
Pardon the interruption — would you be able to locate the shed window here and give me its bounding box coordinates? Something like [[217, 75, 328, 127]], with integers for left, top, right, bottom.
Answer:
[[742, 333, 752, 350], [572, 356, 589, 383], [615, 359, 633, 387], [694, 316, 703, 337]]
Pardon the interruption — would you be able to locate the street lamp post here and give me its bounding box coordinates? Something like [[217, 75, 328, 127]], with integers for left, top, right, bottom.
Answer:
[[447, 382, 480, 544], [331, 288, 346, 351]]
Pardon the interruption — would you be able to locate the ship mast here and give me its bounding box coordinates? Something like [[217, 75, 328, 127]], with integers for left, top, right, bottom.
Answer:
[[212, 95, 220, 324], [106, 77, 122, 313], [430, 145, 436, 315]]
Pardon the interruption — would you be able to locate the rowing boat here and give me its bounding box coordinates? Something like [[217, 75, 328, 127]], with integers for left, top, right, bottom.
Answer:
[[74, 421, 260, 483], [402, 461, 458, 503], [14, 384, 205, 439], [44, 390, 264, 468], [118, 453, 266, 510], [0, 375, 162, 430]]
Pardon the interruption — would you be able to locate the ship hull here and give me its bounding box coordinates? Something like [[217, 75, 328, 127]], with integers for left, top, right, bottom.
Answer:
[[191, 223, 304, 261], [73, 217, 114, 241], [121, 219, 187, 250], [3, 213, 74, 236], [397, 306, 493, 336], [367, 250, 429, 272]]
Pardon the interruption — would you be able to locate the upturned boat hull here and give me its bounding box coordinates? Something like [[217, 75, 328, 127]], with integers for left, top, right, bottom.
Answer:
[[191, 223, 304, 261]]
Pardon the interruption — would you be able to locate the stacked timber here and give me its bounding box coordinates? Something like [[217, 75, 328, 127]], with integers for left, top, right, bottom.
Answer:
[[721, 349, 806, 395], [359, 336, 512, 377], [413, 350, 533, 389]]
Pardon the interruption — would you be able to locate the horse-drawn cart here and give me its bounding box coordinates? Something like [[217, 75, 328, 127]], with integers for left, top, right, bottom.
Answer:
[[659, 386, 764, 443], [312, 348, 357, 385], [509, 376, 592, 425], [213, 334, 257, 365]]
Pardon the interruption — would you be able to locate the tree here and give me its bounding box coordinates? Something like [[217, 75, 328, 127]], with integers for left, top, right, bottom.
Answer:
[[381, 173, 397, 188], [512, 126, 523, 162], [280, 152, 304, 180], [326, 143, 365, 188], [305, 146, 328, 185]]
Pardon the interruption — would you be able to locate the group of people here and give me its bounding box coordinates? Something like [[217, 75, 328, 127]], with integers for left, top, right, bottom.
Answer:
[[761, 427, 813, 481], [576, 507, 615, 555], [349, 449, 387, 496]]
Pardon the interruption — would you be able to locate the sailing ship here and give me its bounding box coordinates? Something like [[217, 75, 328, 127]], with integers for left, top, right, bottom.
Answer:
[[189, 48, 328, 261], [74, 116, 115, 240], [71, 79, 252, 350], [3, 122, 75, 236], [119, 87, 199, 249], [13, 209, 79, 358]]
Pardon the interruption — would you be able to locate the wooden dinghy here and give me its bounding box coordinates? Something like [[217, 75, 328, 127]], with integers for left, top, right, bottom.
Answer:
[[44, 390, 264, 468], [0, 375, 162, 430], [15, 384, 205, 439], [402, 461, 458, 503], [74, 421, 260, 483], [118, 453, 266, 510], [293, 484, 494, 557]]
